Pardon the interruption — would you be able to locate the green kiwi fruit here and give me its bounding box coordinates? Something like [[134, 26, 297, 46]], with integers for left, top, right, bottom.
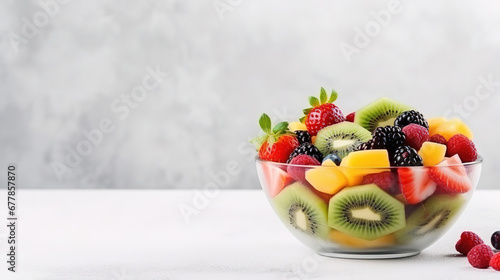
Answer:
[[354, 97, 413, 132], [314, 121, 372, 159], [328, 184, 405, 241], [396, 194, 465, 242], [273, 182, 329, 239]]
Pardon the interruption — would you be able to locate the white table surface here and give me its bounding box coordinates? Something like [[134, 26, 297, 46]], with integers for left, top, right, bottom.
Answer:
[[0, 189, 499, 280]]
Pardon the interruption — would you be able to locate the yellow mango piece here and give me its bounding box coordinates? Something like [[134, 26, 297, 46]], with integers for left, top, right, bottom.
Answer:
[[434, 119, 473, 140], [329, 230, 395, 248], [288, 121, 307, 132], [340, 150, 390, 186], [311, 136, 316, 145], [428, 117, 447, 136], [305, 167, 348, 195], [418, 142, 447, 166], [341, 150, 390, 167]]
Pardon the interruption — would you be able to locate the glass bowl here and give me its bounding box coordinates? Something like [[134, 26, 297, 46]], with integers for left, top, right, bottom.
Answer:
[[256, 156, 482, 259]]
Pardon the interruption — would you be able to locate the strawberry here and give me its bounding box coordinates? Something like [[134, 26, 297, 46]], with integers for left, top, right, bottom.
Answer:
[[260, 161, 294, 197], [398, 167, 437, 204], [428, 155, 472, 193], [251, 113, 299, 163], [301, 88, 345, 136]]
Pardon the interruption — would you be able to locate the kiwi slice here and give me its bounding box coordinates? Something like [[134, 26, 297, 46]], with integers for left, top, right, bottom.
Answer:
[[355, 97, 413, 132], [328, 184, 405, 241], [396, 194, 465, 241], [315, 122, 372, 159], [273, 182, 329, 239]]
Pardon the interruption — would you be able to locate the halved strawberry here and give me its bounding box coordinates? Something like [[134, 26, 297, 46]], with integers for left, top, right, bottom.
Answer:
[[428, 155, 472, 193], [260, 162, 294, 197], [398, 167, 437, 204]]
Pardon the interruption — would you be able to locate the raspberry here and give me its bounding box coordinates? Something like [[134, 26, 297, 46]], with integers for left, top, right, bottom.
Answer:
[[392, 146, 423, 166], [446, 134, 478, 163], [429, 134, 447, 146], [361, 171, 398, 193], [295, 130, 311, 144], [287, 154, 320, 183], [490, 253, 500, 271], [467, 244, 493, 269], [402, 124, 429, 151], [346, 112, 355, 122], [456, 231, 484, 255], [287, 143, 323, 163], [394, 110, 429, 129], [373, 126, 406, 151]]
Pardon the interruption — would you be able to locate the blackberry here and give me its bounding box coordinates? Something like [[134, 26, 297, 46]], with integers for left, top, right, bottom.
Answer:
[[287, 143, 323, 163], [356, 138, 386, 151], [394, 110, 429, 130], [295, 130, 311, 144], [392, 146, 423, 166], [373, 126, 406, 151]]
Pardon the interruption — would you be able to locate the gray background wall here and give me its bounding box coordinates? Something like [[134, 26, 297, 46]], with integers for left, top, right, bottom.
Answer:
[[0, 0, 497, 189]]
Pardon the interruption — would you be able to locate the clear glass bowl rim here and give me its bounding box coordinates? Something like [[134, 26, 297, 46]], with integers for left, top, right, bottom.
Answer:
[[255, 155, 483, 169]]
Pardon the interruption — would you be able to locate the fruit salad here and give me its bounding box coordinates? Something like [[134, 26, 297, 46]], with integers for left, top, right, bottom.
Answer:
[[252, 88, 481, 253]]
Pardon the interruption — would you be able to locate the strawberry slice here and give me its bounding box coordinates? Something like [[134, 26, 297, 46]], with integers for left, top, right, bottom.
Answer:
[[428, 155, 472, 193], [260, 162, 293, 197], [398, 167, 437, 204]]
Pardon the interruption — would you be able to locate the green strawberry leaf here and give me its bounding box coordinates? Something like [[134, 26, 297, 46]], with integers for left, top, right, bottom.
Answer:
[[299, 116, 306, 123], [328, 89, 338, 103], [259, 113, 272, 134], [249, 134, 268, 150], [320, 87, 327, 104], [272, 121, 289, 134], [309, 96, 320, 107], [303, 108, 312, 115]]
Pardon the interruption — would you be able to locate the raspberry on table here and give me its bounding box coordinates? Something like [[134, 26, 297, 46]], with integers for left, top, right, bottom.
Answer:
[[467, 244, 493, 269], [490, 253, 500, 271], [456, 231, 484, 255]]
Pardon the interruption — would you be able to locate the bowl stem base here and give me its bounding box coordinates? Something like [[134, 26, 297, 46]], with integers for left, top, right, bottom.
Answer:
[[316, 249, 420, 259]]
